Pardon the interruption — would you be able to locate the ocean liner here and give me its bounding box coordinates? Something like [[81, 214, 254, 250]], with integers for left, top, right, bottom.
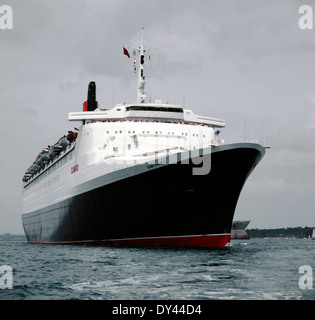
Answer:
[[22, 29, 266, 247]]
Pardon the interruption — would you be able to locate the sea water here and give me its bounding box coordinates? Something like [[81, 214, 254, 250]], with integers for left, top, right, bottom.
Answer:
[[0, 238, 314, 300]]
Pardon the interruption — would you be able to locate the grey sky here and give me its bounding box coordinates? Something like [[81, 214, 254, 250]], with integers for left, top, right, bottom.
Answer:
[[1, 0, 315, 233]]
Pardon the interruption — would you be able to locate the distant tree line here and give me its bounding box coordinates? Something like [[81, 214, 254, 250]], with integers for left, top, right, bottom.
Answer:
[[0, 234, 26, 241], [247, 227, 313, 238]]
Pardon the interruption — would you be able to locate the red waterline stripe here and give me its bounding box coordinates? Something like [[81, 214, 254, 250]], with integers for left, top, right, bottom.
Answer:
[[29, 234, 231, 248]]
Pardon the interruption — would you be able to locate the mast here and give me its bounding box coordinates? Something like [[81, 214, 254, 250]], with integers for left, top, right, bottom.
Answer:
[[137, 27, 146, 103], [124, 27, 150, 103]]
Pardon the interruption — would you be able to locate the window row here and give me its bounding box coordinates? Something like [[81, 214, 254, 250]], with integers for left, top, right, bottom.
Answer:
[[105, 130, 206, 138]]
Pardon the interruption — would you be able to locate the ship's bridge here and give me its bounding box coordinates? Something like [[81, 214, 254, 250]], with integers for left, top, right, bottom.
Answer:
[[68, 101, 226, 128]]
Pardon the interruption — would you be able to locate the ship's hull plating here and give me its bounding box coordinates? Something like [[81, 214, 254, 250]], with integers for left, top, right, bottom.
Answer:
[[22, 143, 265, 248]]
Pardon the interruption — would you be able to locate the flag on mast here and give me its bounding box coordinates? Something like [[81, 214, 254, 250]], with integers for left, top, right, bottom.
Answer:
[[123, 47, 130, 58]]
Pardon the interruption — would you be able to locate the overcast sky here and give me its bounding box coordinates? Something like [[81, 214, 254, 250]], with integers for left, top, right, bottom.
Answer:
[[1, 0, 315, 233]]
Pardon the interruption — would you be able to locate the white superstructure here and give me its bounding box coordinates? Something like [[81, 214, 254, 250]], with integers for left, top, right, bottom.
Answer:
[[22, 102, 225, 213], [69, 102, 225, 157], [22, 28, 227, 217]]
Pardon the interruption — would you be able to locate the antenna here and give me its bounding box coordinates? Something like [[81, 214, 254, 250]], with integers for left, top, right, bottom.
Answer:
[[112, 79, 115, 106]]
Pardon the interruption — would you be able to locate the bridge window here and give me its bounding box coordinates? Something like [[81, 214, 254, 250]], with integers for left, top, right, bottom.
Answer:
[[126, 106, 183, 113]]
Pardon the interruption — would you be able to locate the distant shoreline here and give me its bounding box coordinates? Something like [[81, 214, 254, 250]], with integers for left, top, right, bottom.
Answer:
[[0, 234, 26, 241], [246, 227, 313, 239]]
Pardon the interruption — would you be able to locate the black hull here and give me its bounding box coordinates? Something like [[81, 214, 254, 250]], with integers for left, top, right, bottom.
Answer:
[[22, 144, 265, 247]]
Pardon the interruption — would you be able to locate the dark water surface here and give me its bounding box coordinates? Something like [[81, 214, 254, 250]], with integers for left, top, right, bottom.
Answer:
[[0, 238, 314, 300]]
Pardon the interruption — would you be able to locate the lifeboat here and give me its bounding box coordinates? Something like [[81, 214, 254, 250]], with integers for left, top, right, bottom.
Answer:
[[58, 136, 69, 149], [32, 162, 40, 172], [48, 144, 63, 158], [22, 173, 32, 182], [66, 131, 78, 143], [26, 166, 35, 174], [39, 148, 50, 162], [48, 145, 55, 158], [53, 143, 63, 153], [36, 151, 46, 167], [35, 155, 42, 166]]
